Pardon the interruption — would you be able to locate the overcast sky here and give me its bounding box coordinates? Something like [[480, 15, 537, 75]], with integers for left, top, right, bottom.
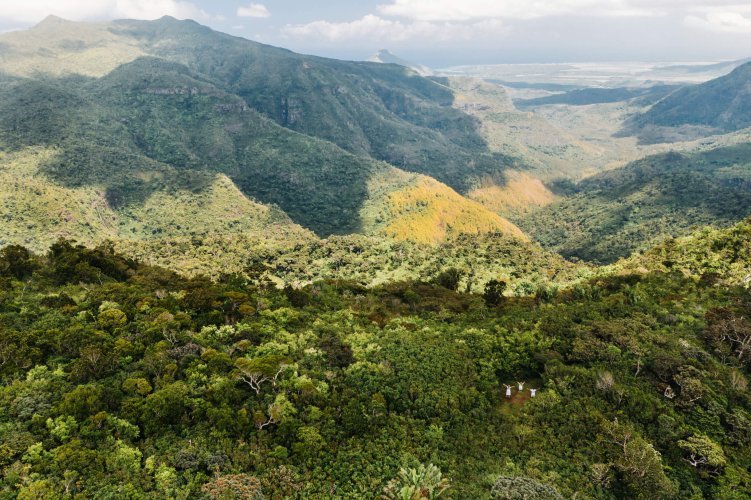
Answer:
[[1, 0, 751, 66]]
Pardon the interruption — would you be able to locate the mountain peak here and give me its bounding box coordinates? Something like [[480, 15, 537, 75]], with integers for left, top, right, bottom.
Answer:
[[33, 15, 72, 29], [152, 15, 197, 25], [368, 49, 432, 76]]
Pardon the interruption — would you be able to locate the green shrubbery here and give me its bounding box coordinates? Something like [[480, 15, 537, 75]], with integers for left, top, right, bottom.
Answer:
[[0, 236, 749, 497]]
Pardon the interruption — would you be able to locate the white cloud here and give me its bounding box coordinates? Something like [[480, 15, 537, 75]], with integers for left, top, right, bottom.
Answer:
[[685, 10, 751, 33], [283, 0, 751, 44], [114, 0, 209, 20], [375, 0, 751, 22], [0, 0, 210, 24], [375, 0, 658, 21], [283, 14, 508, 43], [237, 3, 270, 19], [279, 1, 751, 55]]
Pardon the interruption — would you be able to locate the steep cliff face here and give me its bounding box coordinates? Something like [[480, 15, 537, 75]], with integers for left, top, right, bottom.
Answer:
[[280, 96, 305, 126]]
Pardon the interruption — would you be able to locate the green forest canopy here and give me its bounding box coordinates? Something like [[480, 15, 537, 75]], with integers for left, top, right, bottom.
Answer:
[[0, 227, 750, 498]]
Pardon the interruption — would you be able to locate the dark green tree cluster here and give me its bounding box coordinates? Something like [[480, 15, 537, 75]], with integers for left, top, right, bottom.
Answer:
[[0, 239, 749, 498]]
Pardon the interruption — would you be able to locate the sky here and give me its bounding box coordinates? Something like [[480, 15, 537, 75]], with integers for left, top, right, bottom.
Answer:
[[1, 0, 751, 67]]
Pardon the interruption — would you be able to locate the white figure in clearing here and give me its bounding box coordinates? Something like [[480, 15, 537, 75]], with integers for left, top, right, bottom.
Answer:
[[517, 381, 525, 391], [530, 388, 538, 397], [504, 384, 512, 398]]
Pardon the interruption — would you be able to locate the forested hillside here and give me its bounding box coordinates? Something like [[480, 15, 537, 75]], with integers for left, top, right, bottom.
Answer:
[[0, 16, 522, 195], [620, 217, 751, 287], [0, 147, 315, 253], [1, 230, 750, 498], [624, 61, 751, 144], [115, 231, 579, 292], [519, 144, 751, 263], [113, 17, 520, 192], [0, 58, 387, 237], [0, 16, 528, 247]]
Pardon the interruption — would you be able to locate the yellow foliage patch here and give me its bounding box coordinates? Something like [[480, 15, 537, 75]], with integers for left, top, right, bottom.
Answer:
[[469, 171, 557, 216], [375, 175, 527, 245]]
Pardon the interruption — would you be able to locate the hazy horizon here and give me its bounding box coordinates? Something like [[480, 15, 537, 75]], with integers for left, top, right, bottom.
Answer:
[[2, 1, 751, 68]]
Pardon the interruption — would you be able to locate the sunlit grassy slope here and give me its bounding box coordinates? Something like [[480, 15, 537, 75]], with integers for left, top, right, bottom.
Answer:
[[361, 168, 527, 244], [468, 171, 558, 218], [0, 148, 116, 249]]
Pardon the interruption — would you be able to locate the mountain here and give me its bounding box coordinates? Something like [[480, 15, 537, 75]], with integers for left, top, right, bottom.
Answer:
[[0, 17, 530, 242], [0, 15, 145, 78], [624, 61, 751, 143], [0, 16, 518, 193], [0, 57, 385, 237], [519, 144, 751, 263], [368, 49, 433, 76]]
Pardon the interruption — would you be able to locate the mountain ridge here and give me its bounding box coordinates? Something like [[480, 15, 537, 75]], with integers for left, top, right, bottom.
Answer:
[[519, 144, 751, 263], [0, 16, 528, 215], [0, 20, 529, 256], [623, 61, 751, 143]]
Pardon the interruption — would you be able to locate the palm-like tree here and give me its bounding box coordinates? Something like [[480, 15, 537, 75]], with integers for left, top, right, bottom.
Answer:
[[382, 463, 450, 499]]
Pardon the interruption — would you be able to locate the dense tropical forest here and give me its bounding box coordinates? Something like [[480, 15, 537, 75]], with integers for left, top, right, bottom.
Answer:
[[1, 220, 750, 498]]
